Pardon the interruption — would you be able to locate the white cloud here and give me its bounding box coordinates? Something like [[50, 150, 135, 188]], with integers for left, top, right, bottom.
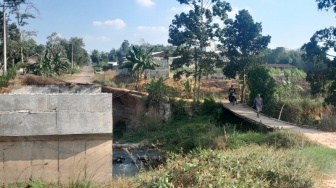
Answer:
[[137, 26, 167, 33], [136, 0, 155, 7], [93, 19, 126, 29], [168, 6, 191, 13]]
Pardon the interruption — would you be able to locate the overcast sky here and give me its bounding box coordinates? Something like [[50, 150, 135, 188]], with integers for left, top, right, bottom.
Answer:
[[22, 0, 336, 53]]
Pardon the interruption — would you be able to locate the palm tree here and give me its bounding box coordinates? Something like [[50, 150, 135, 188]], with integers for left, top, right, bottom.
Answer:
[[119, 46, 158, 90]]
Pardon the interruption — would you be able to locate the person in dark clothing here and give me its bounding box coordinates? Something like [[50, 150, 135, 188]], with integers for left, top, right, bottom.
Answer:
[[228, 85, 237, 104]]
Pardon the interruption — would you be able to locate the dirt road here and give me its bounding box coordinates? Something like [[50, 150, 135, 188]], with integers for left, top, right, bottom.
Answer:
[[67, 66, 94, 84]]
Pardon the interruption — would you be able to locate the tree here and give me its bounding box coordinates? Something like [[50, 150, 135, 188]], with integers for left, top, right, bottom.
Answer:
[[247, 66, 276, 114], [300, 1, 336, 106], [46, 32, 66, 56], [261, 47, 306, 69], [108, 48, 117, 62], [116, 40, 130, 63], [90, 49, 100, 63], [302, 30, 336, 95], [68, 37, 89, 67], [219, 9, 271, 102], [14, 1, 39, 63], [316, 0, 336, 11], [119, 45, 158, 91], [0, 0, 38, 73], [168, 0, 231, 101]]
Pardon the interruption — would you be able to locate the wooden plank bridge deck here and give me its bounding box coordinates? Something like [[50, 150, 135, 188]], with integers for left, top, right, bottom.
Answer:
[[221, 101, 336, 149]]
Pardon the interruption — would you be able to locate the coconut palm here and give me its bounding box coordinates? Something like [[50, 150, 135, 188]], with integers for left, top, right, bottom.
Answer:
[[119, 46, 158, 90]]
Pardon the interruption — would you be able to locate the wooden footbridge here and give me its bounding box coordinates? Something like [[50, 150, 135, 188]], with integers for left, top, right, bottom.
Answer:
[[221, 101, 336, 149]]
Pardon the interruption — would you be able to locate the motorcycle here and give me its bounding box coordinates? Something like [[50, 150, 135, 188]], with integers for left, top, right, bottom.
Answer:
[[229, 93, 237, 106]]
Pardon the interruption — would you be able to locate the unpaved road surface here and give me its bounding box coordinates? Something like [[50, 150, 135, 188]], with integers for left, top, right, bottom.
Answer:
[[67, 66, 94, 84], [222, 102, 336, 188]]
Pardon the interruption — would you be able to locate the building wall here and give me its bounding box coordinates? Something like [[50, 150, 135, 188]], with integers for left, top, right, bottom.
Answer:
[[0, 93, 113, 184], [144, 57, 171, 78]]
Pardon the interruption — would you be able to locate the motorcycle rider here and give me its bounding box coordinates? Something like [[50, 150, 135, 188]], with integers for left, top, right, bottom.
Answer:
[[228, 85, 237, 104]]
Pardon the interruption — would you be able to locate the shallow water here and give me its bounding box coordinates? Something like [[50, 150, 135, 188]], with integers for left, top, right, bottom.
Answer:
[[112, 150, 159, 178]]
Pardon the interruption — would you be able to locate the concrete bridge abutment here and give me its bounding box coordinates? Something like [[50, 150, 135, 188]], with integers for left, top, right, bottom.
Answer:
[[0, 85, 113, 184]]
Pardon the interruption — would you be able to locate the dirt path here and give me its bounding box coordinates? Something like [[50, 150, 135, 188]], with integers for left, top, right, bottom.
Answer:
[[222, 101, 336, 187], [67, 66, 94, 84]]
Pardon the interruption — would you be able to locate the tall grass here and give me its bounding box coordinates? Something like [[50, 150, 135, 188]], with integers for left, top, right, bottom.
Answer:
[[3, 180, 99, 188], [0, 66, 17, 88], [135, 146, 317, 188], [263, 97, 334, 129]]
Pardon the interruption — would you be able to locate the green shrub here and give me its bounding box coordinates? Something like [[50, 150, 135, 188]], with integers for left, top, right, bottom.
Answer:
[[318, 115, 336, 132], [145, 77, 169, 107], [0, 66, 17, 88], [278, 98, 331, 126], [170, 99, 189, 119], [142, 114, 163, 131]]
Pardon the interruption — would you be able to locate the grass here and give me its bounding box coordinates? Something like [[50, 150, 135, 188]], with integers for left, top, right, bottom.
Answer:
[[302, 146, 336, 173], [4, 180, 99, 188], [113, 111, 335, 188], [135, 146, 317, 188]]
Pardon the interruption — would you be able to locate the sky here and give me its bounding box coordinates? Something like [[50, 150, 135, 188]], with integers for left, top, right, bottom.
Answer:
[[21, 0, 336, 53]]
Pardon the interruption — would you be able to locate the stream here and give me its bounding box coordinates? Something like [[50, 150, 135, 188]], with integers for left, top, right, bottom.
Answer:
[[113, 150, 160, 178]]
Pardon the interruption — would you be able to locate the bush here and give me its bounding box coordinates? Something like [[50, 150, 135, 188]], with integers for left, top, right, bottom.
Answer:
[[318, 115, 336, 132], [236, 130, 313, 149], [170, 99, 189, 119], [0, 66, 17, 88], [279, 98, 332, 126]]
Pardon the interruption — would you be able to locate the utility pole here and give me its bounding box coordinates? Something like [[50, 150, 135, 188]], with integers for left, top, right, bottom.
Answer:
[[1, 0, 22, 75], [3, 3, 6, 75], [71, 43, 73, 68]]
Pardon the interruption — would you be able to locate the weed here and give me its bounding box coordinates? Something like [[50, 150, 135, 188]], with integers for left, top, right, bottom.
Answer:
[[139, 146, 317, 188], [317, 115, 336, 132]]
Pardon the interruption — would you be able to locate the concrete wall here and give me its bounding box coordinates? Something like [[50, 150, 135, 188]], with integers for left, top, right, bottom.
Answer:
[[0, 93, 113, 184], [0, 136, 112, 184], [102, 87, 147, 129], [11, 85, 102, 94]]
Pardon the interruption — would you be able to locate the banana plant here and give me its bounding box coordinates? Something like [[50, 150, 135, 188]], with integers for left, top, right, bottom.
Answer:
[[119, 46, 158, 91]]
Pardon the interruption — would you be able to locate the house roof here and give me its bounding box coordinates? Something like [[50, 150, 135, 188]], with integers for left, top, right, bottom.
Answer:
[[26, 53, 42, 64], [151, 51, 166, 57]]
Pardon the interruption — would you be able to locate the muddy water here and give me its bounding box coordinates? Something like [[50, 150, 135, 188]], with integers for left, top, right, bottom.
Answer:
[[113, 150, 159, 178]]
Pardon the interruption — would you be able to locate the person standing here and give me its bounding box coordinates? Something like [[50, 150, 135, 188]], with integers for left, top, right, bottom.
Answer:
[[254, 94, 263, 118]]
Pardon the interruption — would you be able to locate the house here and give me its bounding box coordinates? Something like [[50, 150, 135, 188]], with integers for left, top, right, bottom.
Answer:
[[26, 53, 42, 64], [107, 61, 118, 70], [144, 51, 171, 78]]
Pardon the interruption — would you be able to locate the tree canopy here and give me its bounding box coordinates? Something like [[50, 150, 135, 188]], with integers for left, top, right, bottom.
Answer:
[[300, 2, 336, 106], [169, 0, 231, 101], [219, 9, 271, 102]]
